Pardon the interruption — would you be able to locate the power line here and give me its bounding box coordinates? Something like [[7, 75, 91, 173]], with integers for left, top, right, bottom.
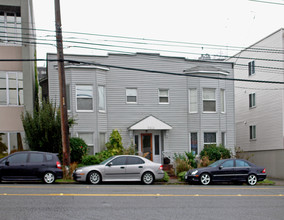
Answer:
[[1, 23, 284, 54], [2, 58, 283, 84], [2, 33, 284, 69], [249, 0, 284, 5]]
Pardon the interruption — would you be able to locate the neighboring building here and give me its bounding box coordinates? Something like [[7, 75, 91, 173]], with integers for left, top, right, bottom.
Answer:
[[228, 28, 284, 178], [0, 0, 36, 152], [46, 53, 235, 164]]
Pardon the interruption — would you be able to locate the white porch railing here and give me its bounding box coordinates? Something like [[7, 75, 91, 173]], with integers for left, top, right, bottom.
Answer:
[[162, 150, 186, 164]]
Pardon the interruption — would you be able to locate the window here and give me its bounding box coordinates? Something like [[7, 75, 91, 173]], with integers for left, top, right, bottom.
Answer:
[[0, 6, 21, 45], [159, 89, 169, 104], [0, 72, 23, 105], [154, 135, 160, 155], [222, 160, 234, 168], [203, 88, 216, 112], [220, 89, 225, 113], [127, 157, 144, 165], [250, 125, 256, 140], [126, 88, 137, 103], [8, 153, 28, 164], [221, 132, 226, 147], [98, 86, 106, 112], [0, 132, 24, 153], [236, 160, 250, 167], [99, 133, 106, 152], [134, 135, 139, 152], [248, 61, 255, 76], [249, 93, 256, 108], [78, 133, 94, 154], [190, 133, 198, 156], [29, 153, 44, 163], [189, 89, 198, 113], [110, 156, 127, 166], [76, 85, 93, 111], [204, 132, 216, 146]]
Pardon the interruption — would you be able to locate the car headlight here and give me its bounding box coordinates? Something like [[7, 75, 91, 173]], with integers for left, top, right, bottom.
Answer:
[[75, 169, 83, 173], [191, 170, 198, 175]]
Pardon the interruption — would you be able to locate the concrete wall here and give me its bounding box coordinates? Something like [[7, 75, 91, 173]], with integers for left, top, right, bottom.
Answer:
[[240, 150, 284, 179]]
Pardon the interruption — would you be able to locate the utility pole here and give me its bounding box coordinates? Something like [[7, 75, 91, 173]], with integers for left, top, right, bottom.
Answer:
[[54, 0, 70, 169]]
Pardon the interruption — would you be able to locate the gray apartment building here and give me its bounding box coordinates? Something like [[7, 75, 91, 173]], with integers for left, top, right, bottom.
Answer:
[[46, 53, 235, 164], [0, 0, 36, 153], [228, 29, 284, 178]]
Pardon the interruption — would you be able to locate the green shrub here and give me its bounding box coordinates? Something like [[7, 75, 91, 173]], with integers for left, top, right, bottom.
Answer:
[[69, 137, 88, 163], [178, 171, 187, 181], [175, 158, 191, 174], [81, 150, 114, 166], [200, 144, 231, 161], [105, 129, 124, 153], [185, 152, 197, 168], [156, 171, 170, 182]]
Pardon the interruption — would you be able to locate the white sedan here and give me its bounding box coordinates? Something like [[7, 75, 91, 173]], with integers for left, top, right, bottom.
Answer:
[[73, 155, 164, 185]]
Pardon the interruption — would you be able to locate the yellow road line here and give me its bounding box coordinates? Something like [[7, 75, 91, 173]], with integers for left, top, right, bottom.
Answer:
[[0, 193, 283, 197]]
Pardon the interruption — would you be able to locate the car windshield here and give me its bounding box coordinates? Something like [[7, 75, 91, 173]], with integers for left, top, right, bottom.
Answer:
[[208, 159, 225, 167], [100, 156, 115, 165]]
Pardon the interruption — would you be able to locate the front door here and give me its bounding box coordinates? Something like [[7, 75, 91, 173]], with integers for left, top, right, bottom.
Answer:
[[141, 134, 152, 160]]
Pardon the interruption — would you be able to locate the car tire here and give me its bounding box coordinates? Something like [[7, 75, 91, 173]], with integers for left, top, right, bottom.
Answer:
[[247, 174, 257, 186], [142, 172, 154, 185], [43, 172, 56, 184], [88, 171, 101, 185], [200, 173, 211, 185]]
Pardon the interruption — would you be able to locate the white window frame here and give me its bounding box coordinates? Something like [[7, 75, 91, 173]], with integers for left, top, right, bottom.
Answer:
[[159, 89, 169, 104], [77, 132, 94, 154], [98, 85, 106, 112], [76, 85, 94, 112], [189, 89, 198, 113], [0, 72, 23, 106], [0, 9, 22, 45], [189, 132, 198, 156], [220, 89, 226, 113], [203, 88, 216, 113], [126, 88, 137, 104], [249, 93, 256, 108], [204, 132, 217, 146], [249, 125, 256, 140]]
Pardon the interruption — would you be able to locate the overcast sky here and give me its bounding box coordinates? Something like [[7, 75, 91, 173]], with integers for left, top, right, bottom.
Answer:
[[33, 0, 284, 65]]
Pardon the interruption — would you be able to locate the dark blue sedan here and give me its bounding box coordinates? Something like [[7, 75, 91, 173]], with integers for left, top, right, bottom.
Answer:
[[185, 159, 266, 185]]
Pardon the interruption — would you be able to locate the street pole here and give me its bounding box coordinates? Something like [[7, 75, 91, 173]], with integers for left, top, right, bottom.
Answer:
[[54, 0, 70, 170]]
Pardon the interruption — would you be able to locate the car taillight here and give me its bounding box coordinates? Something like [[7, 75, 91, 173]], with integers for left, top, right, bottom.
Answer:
[[56, 161, 62, 169], [262, 168, 266, 173], [159, 165, 163, 170]]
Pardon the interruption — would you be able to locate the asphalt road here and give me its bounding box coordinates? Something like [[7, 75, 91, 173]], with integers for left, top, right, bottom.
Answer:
[[0, 183, 284, 220]]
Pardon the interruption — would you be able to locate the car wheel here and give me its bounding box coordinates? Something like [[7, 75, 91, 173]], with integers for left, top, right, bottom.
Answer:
[[43, 172, 56, 184], [247, 174, 257, 186], [142, 172, 154, 185], [88, 171, 101, 185], [200, 173, 211, 185]]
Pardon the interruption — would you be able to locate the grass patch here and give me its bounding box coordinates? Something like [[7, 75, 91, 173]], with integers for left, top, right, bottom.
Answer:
[[257, 179, 275, 185], [56, 178, 75, 183]]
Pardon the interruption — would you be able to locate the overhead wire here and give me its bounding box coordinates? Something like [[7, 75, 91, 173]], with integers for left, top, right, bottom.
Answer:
[[1, 58, 284, 85], [1, 23, 284, 54]]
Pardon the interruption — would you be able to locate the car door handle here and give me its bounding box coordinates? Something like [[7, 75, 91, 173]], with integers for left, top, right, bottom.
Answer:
[[138, 166, 143, 168], [120, 167, 125, 169]]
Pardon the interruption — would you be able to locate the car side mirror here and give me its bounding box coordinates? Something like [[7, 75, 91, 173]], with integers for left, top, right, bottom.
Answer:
[[107, 162, 113, 167], [219, 166, 223, 170], [5, 161, 9, 166]]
